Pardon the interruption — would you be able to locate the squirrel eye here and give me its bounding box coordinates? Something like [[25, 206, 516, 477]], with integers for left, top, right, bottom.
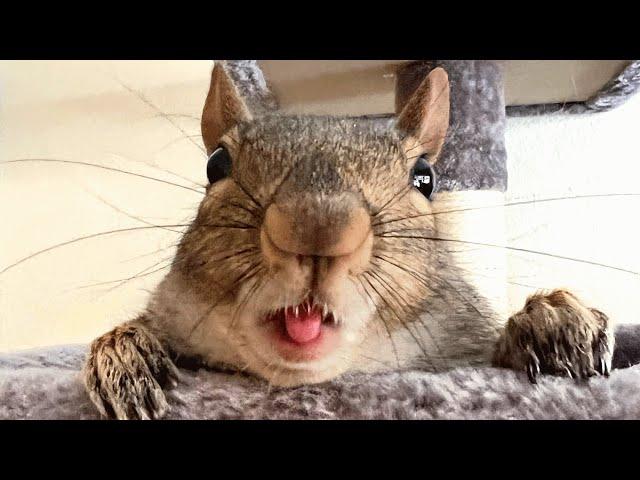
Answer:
[[411, 155, 436, 200], [207, 146, 232, 184]]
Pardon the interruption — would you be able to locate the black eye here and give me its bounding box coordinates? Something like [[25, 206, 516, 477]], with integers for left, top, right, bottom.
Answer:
[[207, 146, 232, 184], [411, 155, 436, 200]]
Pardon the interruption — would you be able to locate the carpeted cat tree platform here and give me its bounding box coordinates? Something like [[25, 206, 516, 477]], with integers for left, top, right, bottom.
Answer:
[[2, 326, 640, 420], [2, 60, 640, 420]]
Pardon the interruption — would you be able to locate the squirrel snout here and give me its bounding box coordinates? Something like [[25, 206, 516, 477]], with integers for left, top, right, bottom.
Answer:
[[263, 194, 371, 258]]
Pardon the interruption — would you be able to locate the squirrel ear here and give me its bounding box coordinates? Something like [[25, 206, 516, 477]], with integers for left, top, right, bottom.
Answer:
[[396, 67, 450, 164], [201, 61, 253, 155]]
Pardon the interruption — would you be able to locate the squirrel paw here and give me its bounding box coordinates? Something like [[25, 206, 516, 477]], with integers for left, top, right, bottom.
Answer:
[[83, 322, 180, 420], [493, 289, 614, 383]]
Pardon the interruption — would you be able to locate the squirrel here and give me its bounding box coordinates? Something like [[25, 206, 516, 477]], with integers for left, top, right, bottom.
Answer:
[[83, 62, 614, 419]]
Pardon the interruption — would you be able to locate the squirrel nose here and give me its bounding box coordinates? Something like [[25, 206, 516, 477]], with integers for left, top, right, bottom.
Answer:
[[263, 193, 371, 257]]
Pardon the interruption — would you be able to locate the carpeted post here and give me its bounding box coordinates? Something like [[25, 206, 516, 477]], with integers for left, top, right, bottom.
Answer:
[[396, 61, 510, 322]]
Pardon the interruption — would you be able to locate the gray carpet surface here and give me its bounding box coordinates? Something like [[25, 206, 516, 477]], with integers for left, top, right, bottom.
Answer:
[[2, 344, 640, 420]]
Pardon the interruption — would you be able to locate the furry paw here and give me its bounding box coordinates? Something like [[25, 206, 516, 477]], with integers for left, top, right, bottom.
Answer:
[[83, 322, 180, 419], [493, 289, 614, 383]]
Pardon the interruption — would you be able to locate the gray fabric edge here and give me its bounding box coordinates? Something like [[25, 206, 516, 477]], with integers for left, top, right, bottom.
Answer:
[[2, 328, 640, 420], [229, 60, 640, 119], [223, 60, 279, 114], [506, 60, 640, 117]]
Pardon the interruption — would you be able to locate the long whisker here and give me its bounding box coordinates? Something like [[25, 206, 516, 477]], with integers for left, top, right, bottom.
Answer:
[[371, 254, 450, 334], [187, 262, 264, 338], [376, 233, 640, 276], [155, 134, 204, 155], [372, 253, 446, 307], [105, 263, 173, 294], [402, 131, 451, 156], [82, 244, 256, 296], [113, 77, 206, 155], [107, 151, 206, 189], [432, 274, 503, 335], [233, 178, 264, 210], [1, 159, 204, 195], [356, 276, 400, 369], [0, 225, 188, 276], [372, 192, 640, 228], [356, 353, 396, 369], [372, 185, 413, 218], [401, 122, 461, 159], [76, 261, 173, 293], [373, 253, 430, 285], [438, 260, 547, 290], [225, 201, 262, 221], [362, 270, 431, 362], [83, 189, 184, 234], [206, 216, 258, 230], [120, 242, 180, 263], [374, 252, 478, 319], [208, 248, 260, 265], [366, 267, 439, 367], [0, 222, 256, 276], [445, 274, 543, 291], [151, 113, 200, 121], [375, 251, 504, 341], [230, 270, 267, 330]]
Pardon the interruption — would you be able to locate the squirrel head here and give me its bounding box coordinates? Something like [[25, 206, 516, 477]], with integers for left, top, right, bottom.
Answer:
[[173, 61, 450, 385]]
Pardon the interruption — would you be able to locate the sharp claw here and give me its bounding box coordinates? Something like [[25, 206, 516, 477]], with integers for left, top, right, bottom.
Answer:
[[164, 363, 181, 388], [596, 357, 603, 375], [527, 359, 539, 384], [135, 405, 151, 420], [115, 409, 130, 421], [581, 365, 591, 380], [596, 337, 612, 377], [87, 390, 109, 418]]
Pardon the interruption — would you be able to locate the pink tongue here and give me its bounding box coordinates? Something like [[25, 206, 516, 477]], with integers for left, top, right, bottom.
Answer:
[[284, 306, 322, 344]]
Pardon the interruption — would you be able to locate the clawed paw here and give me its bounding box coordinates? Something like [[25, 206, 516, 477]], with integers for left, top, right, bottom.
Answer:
[[493, 289, 614, 383], [83, 322, 180, 420]]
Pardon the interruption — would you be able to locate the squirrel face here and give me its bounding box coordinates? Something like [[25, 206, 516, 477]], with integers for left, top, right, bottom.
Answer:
[[169, 62, 450, 386]]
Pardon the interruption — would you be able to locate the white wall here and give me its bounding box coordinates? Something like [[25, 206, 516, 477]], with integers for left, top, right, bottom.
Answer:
[[504, 97, 640, 323], [0, 61, 638, 352]]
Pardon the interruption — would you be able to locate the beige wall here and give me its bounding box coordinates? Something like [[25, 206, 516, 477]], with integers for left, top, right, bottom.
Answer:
[[0, 61, 213, 351], [1, 61, 638, 352]]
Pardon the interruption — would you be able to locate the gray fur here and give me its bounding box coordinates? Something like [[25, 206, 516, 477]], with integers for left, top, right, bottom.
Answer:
[[2, 343, 640, 419]]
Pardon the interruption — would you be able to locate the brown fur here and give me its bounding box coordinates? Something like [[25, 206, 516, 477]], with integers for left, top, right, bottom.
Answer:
[[397, 67, 450, 161], [83, 319, 180, 420], [493, 289, 614, 382], [201, 62, 253, 155]]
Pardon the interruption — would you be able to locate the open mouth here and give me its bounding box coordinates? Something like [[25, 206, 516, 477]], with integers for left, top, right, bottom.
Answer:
[[262, 296, 339, 362]]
